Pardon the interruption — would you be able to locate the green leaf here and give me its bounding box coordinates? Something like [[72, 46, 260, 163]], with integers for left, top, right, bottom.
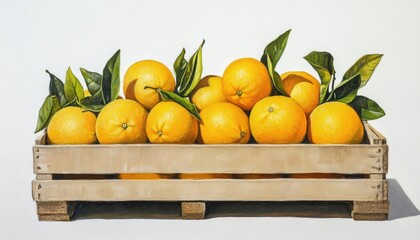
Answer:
[[35, 95, 61, 133], [77, 90, 104, 112], [102, 49, 121, 104], [343, 54, 383, 88], [178, 40, 205, 97], [156, 88, 201, 121], [261, 29, 291, 68], [349, 95, 385, 120], [80, 68, 102, 96], [304, 51, 336, 103], [174, 48, 188, 91], [64, 67, 84, 104], [266, 54, 286, 95], [327, 74, 361, 103], [46, 70, 67, 107]]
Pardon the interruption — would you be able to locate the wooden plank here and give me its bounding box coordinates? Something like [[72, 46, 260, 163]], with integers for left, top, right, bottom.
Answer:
[[352, 213, 388, 220], [352, 201, 389, 213], [32, 179, 387, 202], [35, 130, 47, 145], [363, 122, 386, 144], [39, 214, 71, 221], [34, 143, 387, 174], [181, 202, 206, 219], [36, 174, 53, 180], [37, 201, 70, 214]]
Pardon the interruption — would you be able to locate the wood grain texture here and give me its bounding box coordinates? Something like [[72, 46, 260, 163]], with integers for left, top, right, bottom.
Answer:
[[39, 214, 71, 221], [37, 201, 75, 221], [33, 144, 387, 175], [32, 179, 387, 202], [182, 202, 206, 219], [352, 213, 388, 220], [352, 201, 389, 213]]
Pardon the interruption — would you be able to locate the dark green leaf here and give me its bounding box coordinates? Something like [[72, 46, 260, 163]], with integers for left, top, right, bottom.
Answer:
[[35, 95, 61, 133], [261, 29, 291, 68], [327, 74, 361, 103], [304, 51, 336, 103], [80, 68, 102, 96], [349, 95, 385, 120], [156, 89, 201, 121], [76, 88, 105, 112], [102, 49, 121, 104], [46, 70, 67, 107], [266, 54, 286, 95], [343, 54, 383, 88], [64, 67, 84, 104], [174, 48, 188, 91], [178, 40, 205, 97]]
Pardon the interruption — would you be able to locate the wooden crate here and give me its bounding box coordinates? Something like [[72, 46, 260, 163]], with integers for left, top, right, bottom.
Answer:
[[32, 122, 388, 221]]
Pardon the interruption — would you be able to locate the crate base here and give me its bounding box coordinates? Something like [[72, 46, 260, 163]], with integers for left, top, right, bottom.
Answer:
[[36, 200, 388, 221]]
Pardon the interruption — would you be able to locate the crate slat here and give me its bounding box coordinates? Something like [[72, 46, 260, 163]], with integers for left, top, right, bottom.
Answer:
[[33, 144, 387, 174], [33, 179, 387, 202]]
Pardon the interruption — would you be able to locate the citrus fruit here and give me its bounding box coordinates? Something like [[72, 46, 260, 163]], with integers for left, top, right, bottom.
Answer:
[[281, 71, 320, 117], [222, 58, 272, 111], [199, 102, 250, 144], [123, 60, 175, 110], [307, 102, 364, 144], [179, 174, 233, 179], [146, 101, 198, 144], [47, 106, 97, 144], [83, 89, 91, 97], [250, 96, 307, 144], [96, 99, 148, 144], [119, 173, 176, 179], [190, 75, 227, 111], [235, 174, 282, 179], [288, 173, 344, 179]]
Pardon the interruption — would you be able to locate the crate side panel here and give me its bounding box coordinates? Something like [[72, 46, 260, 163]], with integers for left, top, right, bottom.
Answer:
[[34, 144, 386, 174], [33, 179, 387, 202]]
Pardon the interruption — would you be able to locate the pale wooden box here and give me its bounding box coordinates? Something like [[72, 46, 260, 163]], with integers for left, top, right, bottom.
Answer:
[[32, 122, 388, 221]]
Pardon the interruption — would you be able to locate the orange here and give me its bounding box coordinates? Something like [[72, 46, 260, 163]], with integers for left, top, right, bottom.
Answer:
[[199, 102, 250, 144], [307, 102, 364, 144], [146, 101, 198, 144], [288, 173, 344, 179], [123, 60, 175, 111], [222, 58, 272, 111], [119, 173, 176, 179], [281, 71, 320, 117], [190, 75, 227, 111], [83, 89, 91, 97], [250, 96, 307, 144], [96, 99, 148, 144], [235, 174, 282, 179], [47, 106, 97, 144], [179, 174, 233, 179]]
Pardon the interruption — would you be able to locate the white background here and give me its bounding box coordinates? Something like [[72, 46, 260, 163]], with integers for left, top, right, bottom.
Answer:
[[1, 0, 419, 239]]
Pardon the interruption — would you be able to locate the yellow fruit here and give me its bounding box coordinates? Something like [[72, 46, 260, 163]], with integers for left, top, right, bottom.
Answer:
[[47, 106, 97, 144], [96, 99, 148, 144], [288, 173, 344, 179], [222, 58, 272, 111], [235, 174, 282, 179], [179, 174, 233, 179], [83, 89, 91, 97], [123, 60, 175, 110], [190, 75, 227, 111], [119, 173, 176, 179], [308, 102, 364, 144], [199, 102, 250, 144], [281, 71, 320, 117], [250, 96, 307, 144], [146, 101, 198, 144]]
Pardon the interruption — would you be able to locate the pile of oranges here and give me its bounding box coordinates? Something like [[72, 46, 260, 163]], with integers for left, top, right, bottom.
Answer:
[[46, 57, 364, 146]]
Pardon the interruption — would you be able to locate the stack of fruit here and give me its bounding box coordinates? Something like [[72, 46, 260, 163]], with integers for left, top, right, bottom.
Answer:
[[35, 29, 385, 148]]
